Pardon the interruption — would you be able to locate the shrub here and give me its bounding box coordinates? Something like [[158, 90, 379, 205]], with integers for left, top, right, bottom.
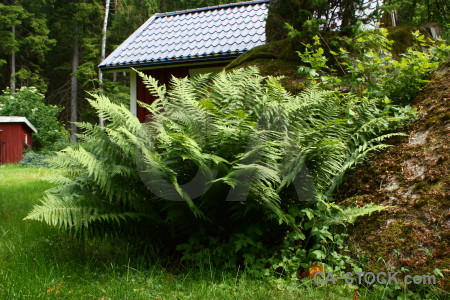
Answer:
[[25, 67, 412, 275], [297, 26, 450, 104], [19, 151, 52, 168], [0, 87, 68, 150]]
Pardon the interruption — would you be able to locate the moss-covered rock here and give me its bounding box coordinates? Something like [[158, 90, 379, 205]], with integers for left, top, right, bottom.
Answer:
[[226, 26, 432, 94], [336, 60, 450, 290], [387, 25, 434, 55], [225, 38, 308, 94], [388, 26, 417, 54]]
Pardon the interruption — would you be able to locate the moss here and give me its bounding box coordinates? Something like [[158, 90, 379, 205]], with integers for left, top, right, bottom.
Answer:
[[336, 59, 450, 290], [225, 38, 301, 71], [387, 25, 434, 55], [348, 211, 447, 281], [387, 26, 416, 55], [279, 36, 305, 61], [225, 47, 278, 71], [227, 27, 434, 98], [280, 78, 307, 94]]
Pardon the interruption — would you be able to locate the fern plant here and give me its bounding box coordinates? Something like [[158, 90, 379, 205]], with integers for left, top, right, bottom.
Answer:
[[25, 67, 411, 271]]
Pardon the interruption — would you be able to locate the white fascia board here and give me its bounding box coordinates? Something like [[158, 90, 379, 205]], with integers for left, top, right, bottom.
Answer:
[[130, 71, 137, 116]]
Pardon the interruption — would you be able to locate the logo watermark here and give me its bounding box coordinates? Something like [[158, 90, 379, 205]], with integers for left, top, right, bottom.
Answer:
[[313, 271, 437, 285]]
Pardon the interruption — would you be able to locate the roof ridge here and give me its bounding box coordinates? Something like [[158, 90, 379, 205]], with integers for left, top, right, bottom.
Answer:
[[155, 0, 269, 18]]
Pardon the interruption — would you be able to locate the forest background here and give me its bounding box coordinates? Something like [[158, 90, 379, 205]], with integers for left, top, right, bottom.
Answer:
[[0, 0, 448, 145], [0, 0, 241, 144]]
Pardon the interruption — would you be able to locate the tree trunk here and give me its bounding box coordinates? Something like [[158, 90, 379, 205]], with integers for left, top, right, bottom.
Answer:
[[98, 0, 110, 127], [10, 25, 16, 94], [70, 31, 79, 143]]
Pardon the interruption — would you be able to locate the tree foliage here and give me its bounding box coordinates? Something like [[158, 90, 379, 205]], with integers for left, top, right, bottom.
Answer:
[[266, 0, 380, 41], [0, 1, 55, 91], [384, 0, 449, 27], [0, 87, 68, 150], [267, 0, 450, 42], [384, 0, 449, 41], [296, 27, 450, 104], [0, 0, 245, 132]]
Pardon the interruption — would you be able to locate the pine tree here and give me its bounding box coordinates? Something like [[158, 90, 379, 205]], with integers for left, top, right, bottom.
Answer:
[[0, 1, 54, 92]]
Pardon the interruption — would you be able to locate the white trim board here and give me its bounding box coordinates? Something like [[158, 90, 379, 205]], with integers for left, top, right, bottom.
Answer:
[[130, 71, 137, 116]]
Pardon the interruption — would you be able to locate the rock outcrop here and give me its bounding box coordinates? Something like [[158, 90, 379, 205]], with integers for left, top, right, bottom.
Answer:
[[336, 61, 450, 289]]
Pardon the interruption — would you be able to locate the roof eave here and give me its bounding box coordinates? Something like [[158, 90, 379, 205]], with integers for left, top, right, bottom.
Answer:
[[0, 117, 38, 133], [99, 52, 244, 71]]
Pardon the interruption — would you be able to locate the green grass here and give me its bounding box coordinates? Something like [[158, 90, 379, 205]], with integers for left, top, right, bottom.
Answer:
[[0, 165, 354, 299], [0, 165, 444, 299]]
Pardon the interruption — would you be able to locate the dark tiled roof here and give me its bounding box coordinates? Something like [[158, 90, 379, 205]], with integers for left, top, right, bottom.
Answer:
[[99, 0, 269, 70]]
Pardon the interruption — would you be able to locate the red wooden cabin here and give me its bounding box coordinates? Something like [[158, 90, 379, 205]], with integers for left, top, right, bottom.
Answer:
[[0, 117, 38, 164]]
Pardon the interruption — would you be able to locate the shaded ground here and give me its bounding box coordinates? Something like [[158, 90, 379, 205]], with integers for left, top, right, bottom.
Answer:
[[335, 61, 450, 290]]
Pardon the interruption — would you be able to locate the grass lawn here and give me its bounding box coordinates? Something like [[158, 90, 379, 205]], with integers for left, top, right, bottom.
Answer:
[[0, 165, 441, 299]]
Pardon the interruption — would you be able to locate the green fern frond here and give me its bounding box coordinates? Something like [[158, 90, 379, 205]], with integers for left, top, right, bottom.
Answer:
[[134, 68, 166, 102], [25, 66, 410, 241], [322, 203, 390, 227]]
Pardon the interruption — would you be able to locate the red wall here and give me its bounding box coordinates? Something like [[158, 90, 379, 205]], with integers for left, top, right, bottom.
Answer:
[[136, 63, 228, 122], [0, 123, 33, 164]]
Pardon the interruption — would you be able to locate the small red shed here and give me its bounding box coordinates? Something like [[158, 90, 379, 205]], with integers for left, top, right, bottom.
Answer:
[[0, 116, 38, 164]]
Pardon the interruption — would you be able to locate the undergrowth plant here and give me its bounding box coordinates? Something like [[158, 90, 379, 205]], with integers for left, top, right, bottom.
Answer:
[[297, 25, 450, 105], [19, 151, 52, 168], [25, 67, 413, 278]]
